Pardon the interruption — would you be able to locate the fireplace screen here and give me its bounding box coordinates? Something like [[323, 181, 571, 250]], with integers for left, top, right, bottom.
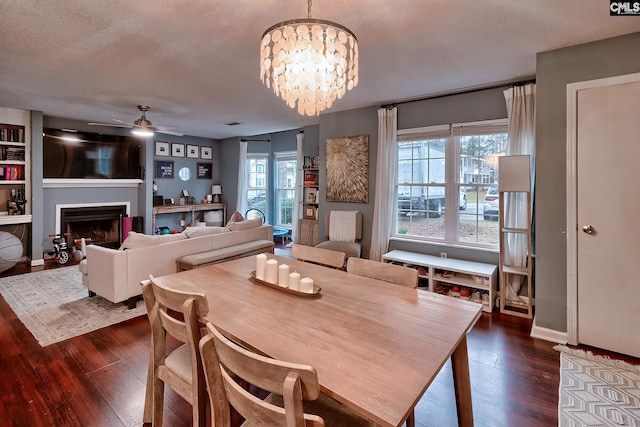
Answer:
[[60, 205, 127, 248]]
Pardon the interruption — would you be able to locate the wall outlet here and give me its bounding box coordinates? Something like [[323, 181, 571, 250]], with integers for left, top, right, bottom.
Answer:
[[179, 219, 185, 227], [440, 252, 447, 258]]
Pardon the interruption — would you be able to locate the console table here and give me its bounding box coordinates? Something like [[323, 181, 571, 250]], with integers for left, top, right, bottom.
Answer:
[[151, 203, 226, 232]]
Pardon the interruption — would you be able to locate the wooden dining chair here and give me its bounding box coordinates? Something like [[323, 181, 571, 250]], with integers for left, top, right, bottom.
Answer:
[[346, 257, 418, 288], [199, 322, 372, 427], [291, 243, 346, 270], [142, 275, 209, 427]]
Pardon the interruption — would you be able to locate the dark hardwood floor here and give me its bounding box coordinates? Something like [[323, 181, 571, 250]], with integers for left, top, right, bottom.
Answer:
[[0, 251, 633, 426]]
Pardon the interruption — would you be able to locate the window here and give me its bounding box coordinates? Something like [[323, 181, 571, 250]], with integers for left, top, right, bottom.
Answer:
[[274, 151, 297, 229], [394, 119, 507, 247], [246, 154, 268, 220]]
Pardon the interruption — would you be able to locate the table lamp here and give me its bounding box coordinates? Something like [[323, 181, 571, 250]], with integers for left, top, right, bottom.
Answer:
[[212, 185, 222, 203]]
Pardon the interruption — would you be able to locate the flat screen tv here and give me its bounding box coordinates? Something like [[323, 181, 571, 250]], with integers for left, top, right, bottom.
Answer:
[[43, 128, 141, 179]]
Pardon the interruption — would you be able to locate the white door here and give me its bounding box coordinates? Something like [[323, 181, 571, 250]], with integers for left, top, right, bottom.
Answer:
[[576, 79, 640, 358]]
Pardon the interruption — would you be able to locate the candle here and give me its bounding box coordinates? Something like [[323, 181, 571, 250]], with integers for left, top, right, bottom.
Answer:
[[256, 254, 267, 280], [300, 277, 314, 293], [278, 264, 290, 287], [289, 272, 301, 291], [265, 259, 278, 284]]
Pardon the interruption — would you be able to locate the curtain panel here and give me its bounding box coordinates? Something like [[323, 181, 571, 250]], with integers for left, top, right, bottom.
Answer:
[[502, 84, 536, 302], [370, 107, 397, 261], [236, 139, 248, 215]]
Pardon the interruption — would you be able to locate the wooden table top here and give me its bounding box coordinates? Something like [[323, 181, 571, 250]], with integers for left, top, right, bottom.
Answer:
[[151, 254, 482, 427]]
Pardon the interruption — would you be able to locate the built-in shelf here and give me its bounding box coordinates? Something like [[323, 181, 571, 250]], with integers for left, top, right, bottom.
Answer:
[[0, 214, 32, 225], [383, 250, 498, 313]]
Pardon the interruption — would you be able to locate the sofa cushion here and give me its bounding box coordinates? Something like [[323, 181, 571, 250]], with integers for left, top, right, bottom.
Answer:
[[228, 210, 245, 223], [176, 240, 275, 270], [120, 231, 187, 250], [184, 226, 226, 238], [225, 217, 262, 232]]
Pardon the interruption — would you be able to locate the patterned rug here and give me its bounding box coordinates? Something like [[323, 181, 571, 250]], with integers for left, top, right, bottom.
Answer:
[[0, 266, 146, 346], [556, 344, 640, 426]]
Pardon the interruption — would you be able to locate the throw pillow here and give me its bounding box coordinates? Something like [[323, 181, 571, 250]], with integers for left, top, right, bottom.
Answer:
[[184, 226, 226, 238], [120, 231, 187, 250], [225, 217, 263, 232], [228, 210, 245, 224]]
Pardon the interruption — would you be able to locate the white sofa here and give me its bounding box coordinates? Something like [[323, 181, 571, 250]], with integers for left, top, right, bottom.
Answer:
[[80, 224, 273, 308]]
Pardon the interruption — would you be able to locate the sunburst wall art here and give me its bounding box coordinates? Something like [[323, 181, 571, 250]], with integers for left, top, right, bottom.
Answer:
[[326, 134, 369, 203]]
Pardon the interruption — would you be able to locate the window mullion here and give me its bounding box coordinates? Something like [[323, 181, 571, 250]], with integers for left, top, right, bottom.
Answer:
[[443, 134, 458, 240]]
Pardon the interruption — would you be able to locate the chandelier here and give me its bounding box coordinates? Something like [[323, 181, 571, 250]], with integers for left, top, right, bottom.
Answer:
[[259, 0, 359, 116]]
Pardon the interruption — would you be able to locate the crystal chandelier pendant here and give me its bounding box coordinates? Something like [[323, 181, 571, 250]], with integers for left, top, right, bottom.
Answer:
[[259, 1, 358, 116]]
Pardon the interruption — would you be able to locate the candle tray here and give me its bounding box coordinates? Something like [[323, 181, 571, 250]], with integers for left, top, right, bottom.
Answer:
[[250, 271, 321, 298]]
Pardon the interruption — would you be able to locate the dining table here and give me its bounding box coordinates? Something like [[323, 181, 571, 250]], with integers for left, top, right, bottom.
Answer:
[[147, 254, 482, 427]]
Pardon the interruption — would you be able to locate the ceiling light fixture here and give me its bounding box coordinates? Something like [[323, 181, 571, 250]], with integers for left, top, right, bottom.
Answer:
[[131, 105, 155, 137], [259, 0, 358, 116]]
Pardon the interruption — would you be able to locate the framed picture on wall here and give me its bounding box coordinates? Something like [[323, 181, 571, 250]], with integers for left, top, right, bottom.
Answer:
[[200, 146, 212, 160], [172, 143, 185, 157], [326, 134, 369, 203], [155, 160, 174, 179], [187, 144, 199, 158], [197, 162, 212, 179], [155, 141, 170, 156]]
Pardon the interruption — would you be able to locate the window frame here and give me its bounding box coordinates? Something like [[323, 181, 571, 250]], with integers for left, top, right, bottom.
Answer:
[[273, 151, 297, 230], [393, 119, 508, 249], [246, 153, 269, 222]]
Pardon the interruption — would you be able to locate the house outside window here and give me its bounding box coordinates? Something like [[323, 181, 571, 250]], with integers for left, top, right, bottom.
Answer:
[[247, 154, 268, 220], [394, 119, 508, 247], [274, 151, 297, 229]]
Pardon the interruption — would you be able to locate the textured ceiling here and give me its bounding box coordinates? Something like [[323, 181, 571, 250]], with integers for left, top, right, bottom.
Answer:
[[1, 0, 639, 139]]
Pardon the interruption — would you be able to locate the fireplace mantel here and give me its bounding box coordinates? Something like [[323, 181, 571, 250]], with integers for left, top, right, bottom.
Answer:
[[44, 179, 142, 188]]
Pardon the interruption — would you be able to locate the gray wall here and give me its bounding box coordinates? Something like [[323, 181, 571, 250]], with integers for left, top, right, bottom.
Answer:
[[31, 111, 44, 261], [318, 106, 379, 258], [148, 133, 220, 231], [534, 32, 640, 331], [219, 137, 242, 217]]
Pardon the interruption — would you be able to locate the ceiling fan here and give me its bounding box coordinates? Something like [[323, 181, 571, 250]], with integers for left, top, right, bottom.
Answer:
[[88, 105, 184, 137]]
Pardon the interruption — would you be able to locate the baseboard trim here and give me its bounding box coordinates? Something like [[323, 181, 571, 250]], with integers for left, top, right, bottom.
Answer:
[[530, 316, 567, 344], [30, 259, 45, 267]]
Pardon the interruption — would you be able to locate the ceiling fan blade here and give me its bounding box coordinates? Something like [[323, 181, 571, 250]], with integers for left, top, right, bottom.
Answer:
[[157, 129, 184, 136], [88, 122, 132, 128]]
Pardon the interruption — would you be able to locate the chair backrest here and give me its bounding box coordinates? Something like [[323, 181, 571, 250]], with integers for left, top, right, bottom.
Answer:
[[291, 243, 346, 269], [199, 323, 325, 427], [142, 275, 209, 416], [325, 211, 363, 240], [346, 258, 418, 288]]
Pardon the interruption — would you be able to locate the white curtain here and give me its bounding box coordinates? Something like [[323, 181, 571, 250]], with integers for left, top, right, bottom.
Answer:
[[292, 131, 304, 243], [502, 84, 536, 302], [236, 139, 248, 215], [370, 107, 397, 261]]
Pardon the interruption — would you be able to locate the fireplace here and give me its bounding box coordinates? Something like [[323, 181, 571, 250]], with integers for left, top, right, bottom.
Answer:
[[57, 203, 130, 249]]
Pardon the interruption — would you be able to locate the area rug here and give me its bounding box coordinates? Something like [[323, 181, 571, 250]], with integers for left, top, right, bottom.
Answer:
[[0, 267, 146, 346], [556, 344, 640, 426]]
